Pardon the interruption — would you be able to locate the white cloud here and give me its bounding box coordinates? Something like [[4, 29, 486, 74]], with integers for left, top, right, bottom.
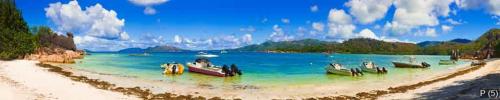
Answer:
[[172, 34, 253, 50], [327, 9, 356, 39], [128, 0, 168, 15], [143, 6, 157, 15], [441, 25, 453, 32], [357, 28, 379, 39], [414, 28, 437, 37], [346, 0, 393, 24], [312, 22, 325, 32], [455, 0, 500, 16], [310, 5, 319, 12], [45, 0, 129, 40], [384, 0, 454, 35], [446, 18, 463, 25], [239, 26, 256, 33], [281, 18, 290, 24], [241, 34, 253, 44], [269, 25, 295, 41]]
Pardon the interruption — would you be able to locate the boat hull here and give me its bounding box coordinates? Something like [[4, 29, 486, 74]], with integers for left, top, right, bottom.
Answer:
[[187, 66, 225, 77], [439, 60, 456, 65], [392, 62, 427, 68], [360, 67, 378, 73]]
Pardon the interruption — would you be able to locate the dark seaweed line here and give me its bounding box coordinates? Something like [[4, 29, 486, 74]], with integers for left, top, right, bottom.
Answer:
[[306, 63, 486, 100], [36, 63, 235, 100], [36, 62, 486, 100]]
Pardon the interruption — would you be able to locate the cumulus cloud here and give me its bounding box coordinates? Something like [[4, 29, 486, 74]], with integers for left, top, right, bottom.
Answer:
[[269, 25, 295, 41], [446, 18, 463, 25], [383, 0, 454, 35], [355, 28, 414, 43], [312, 22, 325, 32], [327, 9, 356, 39], [45, 0, 129, 40], [239, 26, 256, 33], [346, 0, 393, 24], [357, 28, 379, 39], [310, 5, 319, 12], [172, 34, 253, 50], [441, 25, 453, 32], [129, 0, 168, 15], [281, 18, 290, 24]]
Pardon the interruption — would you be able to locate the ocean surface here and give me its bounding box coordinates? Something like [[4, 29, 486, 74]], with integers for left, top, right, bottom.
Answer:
[[71, 52, 469, 88]]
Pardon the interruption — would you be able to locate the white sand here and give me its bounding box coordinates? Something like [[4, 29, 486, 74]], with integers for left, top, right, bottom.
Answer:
[[0, 60, 139, 100], [378, 59, 500, 99]]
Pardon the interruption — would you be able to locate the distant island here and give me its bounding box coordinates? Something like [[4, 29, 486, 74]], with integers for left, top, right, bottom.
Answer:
[[231, 29, 499, 57], [118, 45, 187, 53]]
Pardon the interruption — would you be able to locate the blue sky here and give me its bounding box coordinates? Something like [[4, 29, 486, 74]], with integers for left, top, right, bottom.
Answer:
[[15, 0, 500, 51]]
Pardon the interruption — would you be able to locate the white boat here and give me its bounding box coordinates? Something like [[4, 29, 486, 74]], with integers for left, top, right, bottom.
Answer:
[[220, 50, 228, 54], [325, 63, 362, 76], [196, 52, 219, 58], [359, 61, 387, 73]]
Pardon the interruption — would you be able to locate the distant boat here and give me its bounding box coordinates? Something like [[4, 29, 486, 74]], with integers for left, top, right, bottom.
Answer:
[[438, 60, 456, 65], [196, 52, 219, 58], [359, 61, 387, 73], [186, 58, 242, 77], [392, 56, 430, 68], [129, 53, 151, 56], [220, 50, 228, 54], [325, 63, 362, 76]]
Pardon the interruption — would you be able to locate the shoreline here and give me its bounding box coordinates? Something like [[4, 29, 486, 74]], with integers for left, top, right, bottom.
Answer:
[[0, 59, 498, 99]]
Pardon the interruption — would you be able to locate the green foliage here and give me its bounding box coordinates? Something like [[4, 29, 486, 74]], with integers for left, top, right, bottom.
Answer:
[[0, 0, 36, 60]]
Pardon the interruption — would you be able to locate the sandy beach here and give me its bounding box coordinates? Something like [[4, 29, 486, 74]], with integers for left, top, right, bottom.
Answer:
[[0, 60, 139, 100], [1, 59, 499, 99]]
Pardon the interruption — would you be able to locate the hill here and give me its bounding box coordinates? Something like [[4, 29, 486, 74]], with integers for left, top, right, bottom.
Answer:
[[234, 38, 419, 54], [117, 45, 186, 53], [234, 29, 500, 56]]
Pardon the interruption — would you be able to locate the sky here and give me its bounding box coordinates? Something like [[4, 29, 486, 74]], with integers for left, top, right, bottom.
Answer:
[[15, 0, 500, 51]]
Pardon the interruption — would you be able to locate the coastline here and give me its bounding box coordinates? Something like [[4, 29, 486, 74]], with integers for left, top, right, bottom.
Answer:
[[0, 59, 498, 99]]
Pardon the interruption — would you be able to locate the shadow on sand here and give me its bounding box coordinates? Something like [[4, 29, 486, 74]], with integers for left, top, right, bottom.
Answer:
[[417, 73, 500, 99]]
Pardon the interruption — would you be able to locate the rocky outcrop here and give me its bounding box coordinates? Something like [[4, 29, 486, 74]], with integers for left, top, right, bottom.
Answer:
[[25, 47, 84, 63], [25, 32, 83, 63]]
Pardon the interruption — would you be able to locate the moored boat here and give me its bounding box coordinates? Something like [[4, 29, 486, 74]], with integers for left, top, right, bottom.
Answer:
[[359, 61, 387, 73], [196, 52, 219, 58], [392, 61, 430, 68], [186, 58, 242, 77], [392, 56, 431, 68], [161, 63, 184, 74], [325, 63, 362, 76], [438, 60, 456, 65]]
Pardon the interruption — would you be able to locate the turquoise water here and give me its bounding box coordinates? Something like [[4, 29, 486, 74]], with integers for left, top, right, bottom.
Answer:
[[72, 52, 468, 88]]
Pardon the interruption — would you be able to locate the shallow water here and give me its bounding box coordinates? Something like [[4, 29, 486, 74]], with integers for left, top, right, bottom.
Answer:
[[72, 52, 469, 89]]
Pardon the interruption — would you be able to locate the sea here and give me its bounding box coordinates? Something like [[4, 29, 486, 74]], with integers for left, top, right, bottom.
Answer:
[[70, 51, 469, 89]]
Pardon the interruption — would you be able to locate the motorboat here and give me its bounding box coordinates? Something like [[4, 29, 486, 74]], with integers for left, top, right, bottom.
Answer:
[[438, 60, 456, 65], [393, 56, 431, 68], [359, 61, 387, 73], [325, 63, 362, 76], [161, 63, 184, 74], [186, 58, 242, 77], [196, 52, 219, 58]]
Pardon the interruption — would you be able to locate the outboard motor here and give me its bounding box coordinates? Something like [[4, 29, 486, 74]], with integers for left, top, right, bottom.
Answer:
[[231, 64, 242, 75], [421, 62, 431, 68], [382, 67, 387, 73], [172, 64, 177, 74], [350, 68, 356, 76], [222, 65, 232, 76], [355, 68, 363, 76], [376, 67, 381, 73]]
